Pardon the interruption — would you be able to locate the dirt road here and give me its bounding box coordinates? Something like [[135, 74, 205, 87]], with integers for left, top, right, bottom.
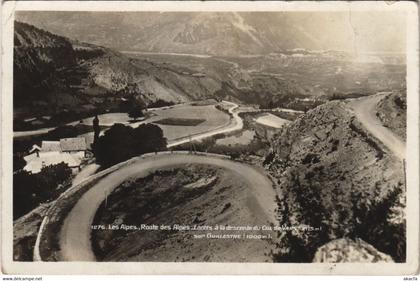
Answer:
[[348, 93, 406, 160], [59, 153, 276, 261], [72, 163, 101, 187]]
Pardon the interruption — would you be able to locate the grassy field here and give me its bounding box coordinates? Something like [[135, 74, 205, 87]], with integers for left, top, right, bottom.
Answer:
[[153, 118, 206, 126], [216, 130, 255, 146], [79, 104, 230, 148], [78, 113, 145, 126]]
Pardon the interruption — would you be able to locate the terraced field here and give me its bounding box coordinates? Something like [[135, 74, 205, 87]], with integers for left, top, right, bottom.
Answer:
[[254, 113, 290, 129]]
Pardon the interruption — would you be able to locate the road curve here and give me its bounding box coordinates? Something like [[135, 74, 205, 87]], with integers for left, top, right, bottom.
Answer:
[[167, 101, 243, 147], [59, 153, 276, 261], [14, 127, 55, 138], [15, 101, 241, 147], [347, 93, 406, 160]]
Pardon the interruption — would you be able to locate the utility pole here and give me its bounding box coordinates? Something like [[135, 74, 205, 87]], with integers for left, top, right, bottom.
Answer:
[[104, 190, 108, 208]]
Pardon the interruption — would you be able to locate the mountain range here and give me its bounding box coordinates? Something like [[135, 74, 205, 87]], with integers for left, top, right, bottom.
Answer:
[[13, 18, 406, 126], [11, 20, 317, 120], [16, 11, 406, 56]]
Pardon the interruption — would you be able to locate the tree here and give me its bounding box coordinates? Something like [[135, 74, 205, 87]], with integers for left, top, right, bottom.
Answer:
[[13, 154, 26, 171], [93, 124, 137, 166], [38, 162, 72, 191], [46, 125, 79, 140], [13, 162, 72, 219], [132, 123, 167, 154], [119, 95, 146, 113], [93, 123, 167, 167], [93, 115, 100, 144], [148, 99, 175, 108], [267, 100, 275, 109], [128, 107, 144, 121], [51, 110, 79, 124], [13, 169, 38, 219]]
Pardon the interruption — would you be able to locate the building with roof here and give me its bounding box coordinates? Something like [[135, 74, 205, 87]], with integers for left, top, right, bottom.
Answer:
[[29, 144, 41, 156], [40, 141, 61, 153], [24, 137, 88, 174], [60, 138, 87, 155]]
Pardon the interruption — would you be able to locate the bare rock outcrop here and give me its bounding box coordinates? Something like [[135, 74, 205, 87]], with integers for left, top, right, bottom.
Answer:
[[376, 91, 406, 140], [266, 101, 405, 262], [313, 238, 393, 263]]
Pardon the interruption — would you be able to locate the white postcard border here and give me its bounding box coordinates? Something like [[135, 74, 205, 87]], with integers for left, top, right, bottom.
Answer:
[[1, 1, 419, 275]]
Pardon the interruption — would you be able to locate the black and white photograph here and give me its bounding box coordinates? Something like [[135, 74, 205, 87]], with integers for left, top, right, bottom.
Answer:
[[1, 0, 419, 276]]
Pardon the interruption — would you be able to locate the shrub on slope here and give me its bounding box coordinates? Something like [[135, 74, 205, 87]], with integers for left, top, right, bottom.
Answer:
[[266, 101, 405, 262]]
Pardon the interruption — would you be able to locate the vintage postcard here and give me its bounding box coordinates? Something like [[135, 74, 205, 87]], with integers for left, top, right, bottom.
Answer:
[[1, 0, 419, 275]]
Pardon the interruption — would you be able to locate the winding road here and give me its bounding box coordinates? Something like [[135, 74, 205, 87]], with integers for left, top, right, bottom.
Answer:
[[14, 101, 241, 144], [167, 101, 243, 147], [35, 92, 407, 261], [59, 153, 276, 261], [35, 91, 404, 262], [71, 163, 101, 187], [347, 93, 406, 160]]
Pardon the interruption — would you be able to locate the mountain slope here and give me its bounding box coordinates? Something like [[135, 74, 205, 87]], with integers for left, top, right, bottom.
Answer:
[[13, 21, 224, 120], [16, 11, 406, 56], [376, 91, 406, 139], [265, 101, 405, 262], [14, 21, 77, 110], [15, 21, 333, 123], [13, 20, 406, 127]]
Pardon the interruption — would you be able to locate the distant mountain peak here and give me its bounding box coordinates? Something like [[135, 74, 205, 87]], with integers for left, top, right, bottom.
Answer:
[[15, 11, 406, 56]]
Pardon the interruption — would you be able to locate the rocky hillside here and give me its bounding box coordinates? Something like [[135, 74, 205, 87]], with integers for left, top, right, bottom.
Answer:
[[265, 101, 405, 262], [312, 238, 393, 263], [13, 203, 51, 261], [376, 91, 406, 139], [14, 21, 77, 110]]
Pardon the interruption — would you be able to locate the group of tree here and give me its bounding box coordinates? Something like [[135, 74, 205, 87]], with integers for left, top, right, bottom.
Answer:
[[45, 125, 80, 140], [13, 162, 72, 219], [119, 95, 146, 113], [128, 107, 144, 121], [120, 97, 175, 120], [148, 99, 175, 108], [92, 123, 167, 167]]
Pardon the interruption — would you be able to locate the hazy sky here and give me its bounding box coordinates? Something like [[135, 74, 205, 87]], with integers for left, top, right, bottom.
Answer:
[[339, 11, 406, 54]]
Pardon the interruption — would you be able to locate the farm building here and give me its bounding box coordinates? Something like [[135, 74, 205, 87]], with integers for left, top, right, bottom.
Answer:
[[23, 137, 88, 174]]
